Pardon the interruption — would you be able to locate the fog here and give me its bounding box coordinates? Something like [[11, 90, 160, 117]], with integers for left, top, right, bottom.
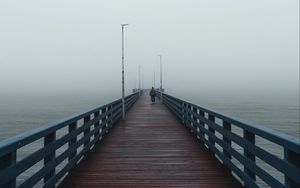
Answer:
[[0, 0, 299, 101]]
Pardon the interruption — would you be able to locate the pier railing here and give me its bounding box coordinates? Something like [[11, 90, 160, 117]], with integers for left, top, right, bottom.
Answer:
[[158, 91, 300, 188], [0, 92, 139, 188]]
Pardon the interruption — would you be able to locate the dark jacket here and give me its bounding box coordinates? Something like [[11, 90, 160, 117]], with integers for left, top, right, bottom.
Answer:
[[150, 89, 156, 97]]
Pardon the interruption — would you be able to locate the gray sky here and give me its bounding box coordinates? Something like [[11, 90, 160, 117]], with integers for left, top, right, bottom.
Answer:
[[0, 0, 299, 99]]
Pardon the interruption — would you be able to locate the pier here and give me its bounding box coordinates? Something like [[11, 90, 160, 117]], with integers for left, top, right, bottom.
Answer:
[[59, 94, 241, 187], [0, 91, 299, 188]]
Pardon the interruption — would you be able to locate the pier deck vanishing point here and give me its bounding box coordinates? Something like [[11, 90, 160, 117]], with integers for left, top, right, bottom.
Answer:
[[59, 94, 242, 187]]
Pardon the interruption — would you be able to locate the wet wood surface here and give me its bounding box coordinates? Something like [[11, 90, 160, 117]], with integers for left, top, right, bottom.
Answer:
[[59, 94, 242, 187]]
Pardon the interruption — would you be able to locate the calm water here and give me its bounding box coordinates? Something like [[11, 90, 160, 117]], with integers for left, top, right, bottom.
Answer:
[[0, 93, 119, 140], [0, 92, 299, 187], [171, 91, 300, 138]]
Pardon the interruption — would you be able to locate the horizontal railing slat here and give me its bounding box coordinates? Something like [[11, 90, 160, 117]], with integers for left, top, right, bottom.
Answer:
[[0, 110, 110, 183], [20, 116, 109, 188], [190, 120, 259, 188], [159, 91, 300, 188], [0, 92, 140, 188], [194, 113, 300, 183], [187, 117, 285, 187], [163, 93, 300, 153], [0, 103, 114, 156], [183, 106, 300, 183]]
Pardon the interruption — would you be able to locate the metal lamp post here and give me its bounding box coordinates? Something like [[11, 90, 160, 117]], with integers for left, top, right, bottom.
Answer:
[[139, 65, 141, 96], [159, 55, 163, 104], [121, 24, 128, 120]]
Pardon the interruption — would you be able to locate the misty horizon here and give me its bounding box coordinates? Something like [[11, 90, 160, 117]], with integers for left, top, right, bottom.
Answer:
[[0, 0, 299, 100]]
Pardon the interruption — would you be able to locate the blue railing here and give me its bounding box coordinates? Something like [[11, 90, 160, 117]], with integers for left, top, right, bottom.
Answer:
[[158, 92, 300, 188], [0, 92, 139, 188]]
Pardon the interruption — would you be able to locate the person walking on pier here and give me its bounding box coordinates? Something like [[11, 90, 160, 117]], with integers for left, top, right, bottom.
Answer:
[[150, 87, 156, 103]]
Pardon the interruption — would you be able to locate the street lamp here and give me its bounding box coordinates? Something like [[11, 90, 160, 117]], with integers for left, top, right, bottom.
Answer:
[[121, 24, 128, 120], [159, 55, 163, 104], [139, 65, 141, 95], [154, 71, 156, 88]]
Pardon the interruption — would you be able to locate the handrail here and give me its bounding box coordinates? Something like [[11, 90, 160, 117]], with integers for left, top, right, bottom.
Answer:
[[0, 92, 140, 188], [157, 91, 300, 188]]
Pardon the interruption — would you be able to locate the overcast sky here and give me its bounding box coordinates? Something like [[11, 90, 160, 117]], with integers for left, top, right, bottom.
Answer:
[[0, 0, 299, 99]]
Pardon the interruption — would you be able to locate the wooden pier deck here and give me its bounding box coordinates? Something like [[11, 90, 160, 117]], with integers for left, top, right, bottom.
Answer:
[[59, 94, 242, 187]]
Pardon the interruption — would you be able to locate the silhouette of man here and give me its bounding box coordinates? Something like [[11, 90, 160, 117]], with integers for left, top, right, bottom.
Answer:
[[150, 87, 156, 103]]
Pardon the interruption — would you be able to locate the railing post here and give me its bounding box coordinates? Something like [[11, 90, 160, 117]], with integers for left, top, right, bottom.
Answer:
[[110, 104, 114, 125], [0, 151, 16, 188], [111, 104, 116, 124], [187, 104, 192, 129], [181, 102, 186, 125], [208, 114, 215, 146], [108, 105, 113, 128], [84, 115, 91, 147], [199, 110, 205, 141], [187, 104, 192, 132], [94, 111, 100, 139], [284, 149, 300, 187], [68, 122, 77, 161], [192, 106, 197, 135], [102, 107, 108, 134], [243, 130, 256, 181], [222, 120, 232, 160], [44, 132, 56, 185]]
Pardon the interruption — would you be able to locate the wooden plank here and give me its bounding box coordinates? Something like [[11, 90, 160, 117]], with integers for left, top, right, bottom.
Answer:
[[59, 94, 242, 188]]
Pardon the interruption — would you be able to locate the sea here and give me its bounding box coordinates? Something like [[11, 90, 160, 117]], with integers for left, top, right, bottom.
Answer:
[[0, 91, 299, 187]]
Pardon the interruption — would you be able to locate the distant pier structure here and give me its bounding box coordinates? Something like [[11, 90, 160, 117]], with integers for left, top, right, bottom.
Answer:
[[0, 90, 299, 188]]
